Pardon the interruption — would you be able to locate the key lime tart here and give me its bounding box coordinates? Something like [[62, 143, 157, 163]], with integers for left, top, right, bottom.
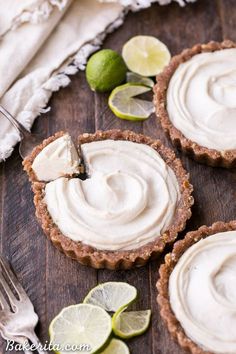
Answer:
[[154, 40, 236, 168], [23, 130, 193, 269], [157, 221, 236, 354]]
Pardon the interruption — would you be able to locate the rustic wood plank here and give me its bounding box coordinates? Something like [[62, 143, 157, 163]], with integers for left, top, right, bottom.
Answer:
[[217, 0, 236, 41], [0, 148, 47, 354]]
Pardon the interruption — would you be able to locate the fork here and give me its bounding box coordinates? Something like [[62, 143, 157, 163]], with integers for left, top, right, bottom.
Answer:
[[0, 105, 45, 160], [0, 255, 47, 354]]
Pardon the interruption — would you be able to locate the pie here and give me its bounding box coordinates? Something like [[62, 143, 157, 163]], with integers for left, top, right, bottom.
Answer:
[[157, 221, 236, 354], [23, 129, 193, 269], [154, 39, 236, 168]]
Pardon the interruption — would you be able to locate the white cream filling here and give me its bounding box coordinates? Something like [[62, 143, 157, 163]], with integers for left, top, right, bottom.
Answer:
[[32, 134, 80, 181], [169, 231, 236, 354], [44, 139, 180, 251], [167, 48, 236, 151]]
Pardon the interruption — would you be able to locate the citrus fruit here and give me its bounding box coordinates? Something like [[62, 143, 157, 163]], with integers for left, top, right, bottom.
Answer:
[[112, 309, 151, 339], [101, 338, 130, 354], [49, 304, 112, 354], [83, 282, 137, 312], [108, 83, 154, 121], [86, 49, 127, 92], [126, 72, 154, 87], [122, 35, 171, 76]]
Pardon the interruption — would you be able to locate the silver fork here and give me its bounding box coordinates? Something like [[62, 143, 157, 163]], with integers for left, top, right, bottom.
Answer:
[[0, 105, 45, 160], [0, 255, 47, 354]]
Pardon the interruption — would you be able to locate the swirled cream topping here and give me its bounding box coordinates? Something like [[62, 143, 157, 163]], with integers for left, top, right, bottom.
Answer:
[[167, 48, 236, 151], [44, 139, 180, 251], [169, 231, 236, 353], [32, 134, 80, 181]]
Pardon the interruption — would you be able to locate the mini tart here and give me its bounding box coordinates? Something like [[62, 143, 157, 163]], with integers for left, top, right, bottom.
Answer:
[[154, 39, 236, 168], [157, 220, 236, 354], [23, 129, 193, 270]]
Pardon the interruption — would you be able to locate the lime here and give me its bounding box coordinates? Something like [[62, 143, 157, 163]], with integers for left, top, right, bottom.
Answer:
[[101, 338, 130, 354], [108, 83, 154, 121], [112, 309, 151, 339], [126, 72, 154, 88], [122, 35, 171, 77], [86, 49, 127, 92], [49, 304, 112, 354], [83, 282, 137, 312]]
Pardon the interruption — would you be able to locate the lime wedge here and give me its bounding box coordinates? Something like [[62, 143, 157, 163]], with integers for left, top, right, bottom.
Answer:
[[49, 304, 112, 354], [122, 35, 171, 77], [83, 282, 137, 312], [101, 338, 130, 354], [112, 309, 151, 339], [126, 72, 154, 88], [108, 83, 154, 121]]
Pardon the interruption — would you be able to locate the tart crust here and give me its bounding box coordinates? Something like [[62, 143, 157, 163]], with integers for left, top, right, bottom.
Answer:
[[157, 220, 236, 354], [23, 129, 193, 270], [154, 39, 236, 168]]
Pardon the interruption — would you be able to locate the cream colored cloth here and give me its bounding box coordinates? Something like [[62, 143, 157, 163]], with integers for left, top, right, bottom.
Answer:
[[0, 0, 195, 161]]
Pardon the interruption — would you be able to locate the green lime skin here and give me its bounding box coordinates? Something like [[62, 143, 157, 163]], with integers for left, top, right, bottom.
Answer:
[[86, 49, 127, 92]]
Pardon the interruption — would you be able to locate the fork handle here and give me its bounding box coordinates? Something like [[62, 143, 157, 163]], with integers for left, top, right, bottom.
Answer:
[[27, 331, 48, 354], [0, 105, 30, 137], [19, 338, 33, 354]]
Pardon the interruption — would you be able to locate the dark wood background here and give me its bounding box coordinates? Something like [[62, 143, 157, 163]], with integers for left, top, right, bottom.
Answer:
[[1, 0, 236, 353]]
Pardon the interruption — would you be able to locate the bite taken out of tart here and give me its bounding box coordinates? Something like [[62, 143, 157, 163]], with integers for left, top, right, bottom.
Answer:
[[157, 221, 236, 354], [154, 39, 236, 168], [23, 130, 193, 270]]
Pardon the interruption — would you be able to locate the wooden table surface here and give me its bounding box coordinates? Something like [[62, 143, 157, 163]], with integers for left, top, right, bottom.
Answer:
[[1, 0, 236, 353]]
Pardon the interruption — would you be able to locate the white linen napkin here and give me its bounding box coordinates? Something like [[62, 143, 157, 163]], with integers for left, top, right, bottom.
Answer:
[[0, 0, 195, 161]]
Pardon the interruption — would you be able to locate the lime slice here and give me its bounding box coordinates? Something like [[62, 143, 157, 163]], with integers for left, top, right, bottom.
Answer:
[[86, 49, 127, 92], [112, 309, 151, 339], [108, 83, 154, 121], [84, 282, 137, 312], [101, 339, 130, 354], [122, 35, 171, 77], [126, 72, 154, 88], [49, 304, 112, 354]]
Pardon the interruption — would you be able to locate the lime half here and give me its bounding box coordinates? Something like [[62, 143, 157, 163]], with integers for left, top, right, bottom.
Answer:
[[126, 72, 154, 88], [49, 304, 112, 354], [108, 83, 154, 121], [101, 338, 130, 354], [112, 309, 151, 339], [83, 282, 137, 312], [122, 35, 171, 77]]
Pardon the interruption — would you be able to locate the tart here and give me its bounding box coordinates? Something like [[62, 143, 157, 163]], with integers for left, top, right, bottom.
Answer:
[[23, 129, 193, 270], [154, 39, 236, 168], [157, 221, 236, 354]]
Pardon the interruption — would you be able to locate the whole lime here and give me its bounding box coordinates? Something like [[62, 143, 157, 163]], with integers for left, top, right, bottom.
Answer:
[[86, 49, 127, 92]]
